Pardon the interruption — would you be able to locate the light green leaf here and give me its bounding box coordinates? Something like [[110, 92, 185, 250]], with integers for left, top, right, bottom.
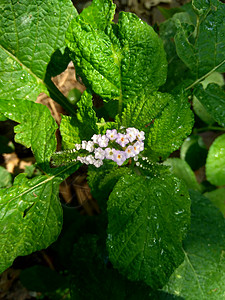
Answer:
[[121, 91, 193, 161], [206, 134, 225, 186], [164, 158, 201, 192], [164, 190, 225, 299], [180, 135, 208, 171], [107, 171, 190, 288], [0, 0, 77, 112], [121, 92, 168, 130], [194, 84, 225, 128], [0, 100, 57, 173], [0, 166, 12, 188], [60, 90, 99, 149], [204, 188, 225, 217], [146, 92, 194, 161], [175, 0, 225, 78], [66, 0, 167, 102]]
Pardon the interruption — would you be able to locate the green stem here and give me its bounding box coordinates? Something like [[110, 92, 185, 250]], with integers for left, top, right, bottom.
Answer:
[[195, 126, 225, 133], [185, 59, 225, 91]]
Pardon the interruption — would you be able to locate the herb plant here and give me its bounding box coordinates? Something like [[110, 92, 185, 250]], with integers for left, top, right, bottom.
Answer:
[[0, 0, 225, 298]]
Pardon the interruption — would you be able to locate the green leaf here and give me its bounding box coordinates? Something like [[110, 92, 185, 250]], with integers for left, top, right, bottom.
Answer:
[[159, 13, 192, 92], [204, 188, 225, 217], [180, 135, 208, 171], [0, 135, 15, 154], [192, 0, 210, 16], [164, 158, 201, 192], [88, 162, 132, 209], [20, 265, 68, 293], [164, 190, 225, 299], [146, 92, 194, 161], [70, 234, 157, 300], [0, 174, 61, 273], [121, 91, 193, 161], [66, 0, 167, 102], [194, 84, 225, 128], [0, 0, 77, 113], [0, 100, 57, 173], [0, 166, 12, 188], [206, 134, 225, 186], [175, 0, 225, 79], [121, 92, 169, 130], [60, 90, 99, 149], [107, 171, 191, 288], [0, 162, 79, 273]]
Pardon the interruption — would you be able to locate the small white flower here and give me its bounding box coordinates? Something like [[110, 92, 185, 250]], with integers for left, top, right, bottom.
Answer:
[[116, 133, 129, 147], [86, 141, 95, 152], [75, 143, 81, 150], [105, 148, 116, 160], [94, 147, 105, 160], [94, 159, 103, 168], [106, 129, 118, 140], [97, 135, 109, 147], [137, 130, 145, 141], [84, 155, 95, 165], [126, 127, 138, 142], [125, 145, 136, 158], [77, 156, 85, 163], [113, 150, 127, 166], [91, 134, 101, 144], [133, 141, 144, 153], [82, 140, 88, 150]]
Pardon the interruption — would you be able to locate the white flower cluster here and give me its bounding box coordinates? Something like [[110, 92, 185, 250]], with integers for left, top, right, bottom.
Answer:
[[73, 127, 145, 168]]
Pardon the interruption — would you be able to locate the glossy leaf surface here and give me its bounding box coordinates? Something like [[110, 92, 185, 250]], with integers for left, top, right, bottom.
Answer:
[[107, 172, 190, 288], [164, 190, 225, 299], [206, 134, 225, 186]]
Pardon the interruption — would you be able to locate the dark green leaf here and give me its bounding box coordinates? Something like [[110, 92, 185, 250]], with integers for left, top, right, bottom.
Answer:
[[70, 235, 155, 300], [107, 171, 190, 288], [164, 190, 225, 299], [66, 0, 167, 102], [206, 134, 225, 186], [20, 265, 68, 293], [159, 13, 194, 92], [204, 188, 225, 217], [175, 0, 225, 78], [194, 84, 225, 128], [0, 135, 14, 154], [0, 100, 57, 173]]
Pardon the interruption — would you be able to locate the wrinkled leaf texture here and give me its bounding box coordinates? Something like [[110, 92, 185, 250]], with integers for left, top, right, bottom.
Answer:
[[107, 170, 191, 289], [0, 0, 77, 112], [66, 0, 167, 102]]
